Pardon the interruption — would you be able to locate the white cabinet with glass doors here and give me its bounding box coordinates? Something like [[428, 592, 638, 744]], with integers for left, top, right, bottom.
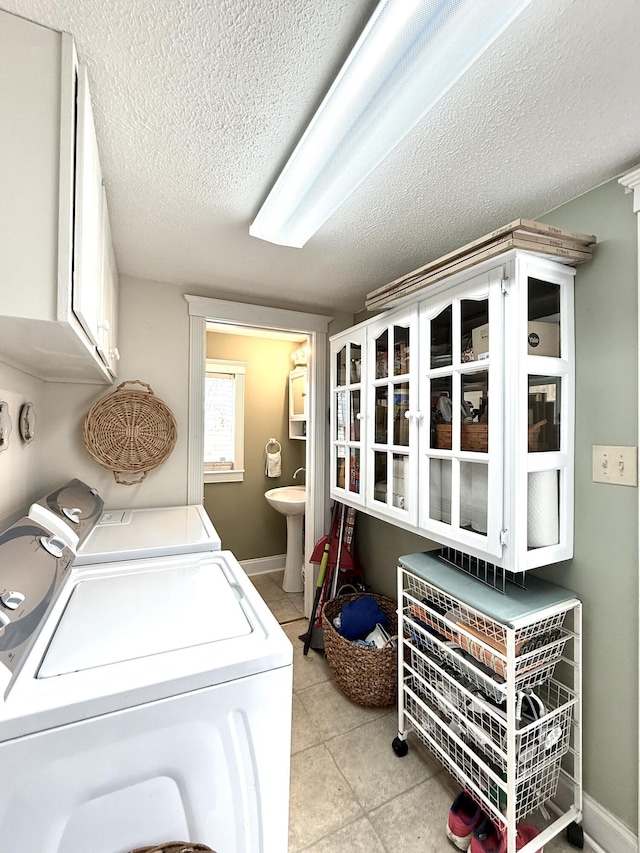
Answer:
[[329, 249, 575, 573]]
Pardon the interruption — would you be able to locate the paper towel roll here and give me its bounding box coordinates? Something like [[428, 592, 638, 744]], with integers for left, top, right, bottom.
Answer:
[[429, 459, 442, 521], [471, 464, 488, 534], [393, 456, 408, 510], [528, 470, 559, 547], [441, 461, 452, 525], [460, 464, 473, 528]]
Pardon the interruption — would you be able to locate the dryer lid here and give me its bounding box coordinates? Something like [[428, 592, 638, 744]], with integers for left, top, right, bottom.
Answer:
[[74, 504, 221, 564], [37, 555, 252, 677]]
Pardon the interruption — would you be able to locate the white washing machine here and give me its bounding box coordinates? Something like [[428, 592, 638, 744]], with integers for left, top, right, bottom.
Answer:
[[0, 486, 292, 853]]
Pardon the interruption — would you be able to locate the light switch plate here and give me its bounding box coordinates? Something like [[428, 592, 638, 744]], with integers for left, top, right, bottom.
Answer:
[[592, 445, 638, 486]]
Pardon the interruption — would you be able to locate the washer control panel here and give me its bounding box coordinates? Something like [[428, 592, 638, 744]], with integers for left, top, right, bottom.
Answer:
[[0, 518, 75, 673], [1, 591, 25, 610], [29, 479, 104, 547]]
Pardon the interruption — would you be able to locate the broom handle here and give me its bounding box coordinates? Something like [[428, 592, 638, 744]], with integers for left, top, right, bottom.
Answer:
[[303, 502, 339, 656]]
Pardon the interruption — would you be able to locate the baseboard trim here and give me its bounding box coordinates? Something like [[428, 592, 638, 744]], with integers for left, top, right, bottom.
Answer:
[[240, 554, 286, 576], [555, 775, 638, 853], [581, 790, 638, 853]]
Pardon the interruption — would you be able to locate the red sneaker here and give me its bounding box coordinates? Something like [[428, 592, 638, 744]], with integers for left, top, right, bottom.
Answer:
[[470, 818, 543, 853], [446, 791, 484, 850]]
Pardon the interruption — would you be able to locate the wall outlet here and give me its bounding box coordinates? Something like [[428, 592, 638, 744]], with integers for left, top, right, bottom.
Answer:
[[592, 445, 638, 486]]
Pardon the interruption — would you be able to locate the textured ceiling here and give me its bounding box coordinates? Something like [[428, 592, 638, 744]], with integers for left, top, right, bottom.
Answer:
[[3, 0, 640, 314]]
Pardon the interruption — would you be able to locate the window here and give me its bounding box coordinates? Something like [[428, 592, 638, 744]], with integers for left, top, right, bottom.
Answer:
[[204, 359, 246, 482]]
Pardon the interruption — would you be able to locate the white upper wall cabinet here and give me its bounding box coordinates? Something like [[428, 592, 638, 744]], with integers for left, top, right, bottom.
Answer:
[[330, 249, 575, 573], [0, 10, 118, 383]]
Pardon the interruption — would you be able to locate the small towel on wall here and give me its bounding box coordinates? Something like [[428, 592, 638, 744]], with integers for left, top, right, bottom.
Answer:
[[265, 438, 282, 477], [266, 450, 281, 477]]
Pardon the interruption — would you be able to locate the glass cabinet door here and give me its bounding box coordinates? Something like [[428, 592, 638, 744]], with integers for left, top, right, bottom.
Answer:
[[366, 307, 417, 524], [522, 267, 573, 565], [330, 329, 366, 505], [419, 268, 504, 557]]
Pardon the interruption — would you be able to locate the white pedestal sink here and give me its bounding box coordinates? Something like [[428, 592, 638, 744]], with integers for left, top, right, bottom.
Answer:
[[265, 485, 305, 593]]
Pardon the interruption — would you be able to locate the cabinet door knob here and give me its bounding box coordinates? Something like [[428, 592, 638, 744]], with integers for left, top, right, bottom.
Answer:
[[110, 347, 121, 360], [98, 319, 111, 331], [355, 413, 364, 420], [404, 411, 423, 421]]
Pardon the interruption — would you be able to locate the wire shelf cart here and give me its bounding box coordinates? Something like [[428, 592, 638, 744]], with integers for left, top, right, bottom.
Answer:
[[393, 552, 582, 853]]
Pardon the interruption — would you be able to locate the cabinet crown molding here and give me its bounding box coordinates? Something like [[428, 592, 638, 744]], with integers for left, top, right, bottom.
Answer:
[[619, 165, 640, 213]]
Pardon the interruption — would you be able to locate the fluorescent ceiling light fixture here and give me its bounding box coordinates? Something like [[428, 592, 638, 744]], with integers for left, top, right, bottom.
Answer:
[[250, 0, 533, 248]]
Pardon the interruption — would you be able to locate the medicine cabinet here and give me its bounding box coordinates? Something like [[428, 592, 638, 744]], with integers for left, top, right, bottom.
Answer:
[[289, 367, 307, 440]]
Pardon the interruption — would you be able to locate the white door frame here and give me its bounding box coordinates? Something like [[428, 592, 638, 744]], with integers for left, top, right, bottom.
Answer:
[[185, 295, 332, 616]]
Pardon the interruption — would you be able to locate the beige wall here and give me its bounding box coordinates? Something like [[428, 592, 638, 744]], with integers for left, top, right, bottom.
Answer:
[[204, 332, 306, 560], [351, 179, 639, 833]]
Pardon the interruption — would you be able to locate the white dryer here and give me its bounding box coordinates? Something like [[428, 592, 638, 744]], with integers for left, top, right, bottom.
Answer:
[[1, 489, 292, 853], [29, 480, 222, 563], [73, 503, 221, 564]]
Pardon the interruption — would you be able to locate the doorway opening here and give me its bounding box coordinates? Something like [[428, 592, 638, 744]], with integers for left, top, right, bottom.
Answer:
[[185, 295, 332, 617]]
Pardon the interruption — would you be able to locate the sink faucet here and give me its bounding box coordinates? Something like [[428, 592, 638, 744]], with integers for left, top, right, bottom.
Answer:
[[293, 467, 306, 481]]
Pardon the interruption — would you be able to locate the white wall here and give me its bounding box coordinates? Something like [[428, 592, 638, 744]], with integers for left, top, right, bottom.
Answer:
[[1, 275, 347, 524], [0, 276, 191, 520], [0, 362, 46, 528], [35, 276, 191, 509]]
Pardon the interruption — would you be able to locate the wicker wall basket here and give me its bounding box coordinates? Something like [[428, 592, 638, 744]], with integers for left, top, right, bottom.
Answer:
[[128, 844, 216, 853], [83, 380, 178, 485], [322, 592, 398, 707]]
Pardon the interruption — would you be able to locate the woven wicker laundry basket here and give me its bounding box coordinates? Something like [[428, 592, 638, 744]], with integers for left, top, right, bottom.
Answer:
[[322, 592, 398, 707], [83, 380, 177, 485], [128, 844, 216, 853]]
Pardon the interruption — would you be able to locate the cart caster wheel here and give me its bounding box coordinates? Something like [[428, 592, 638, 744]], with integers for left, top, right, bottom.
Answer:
[[392, 737, 408, 757], [566, 822, 584, 848]]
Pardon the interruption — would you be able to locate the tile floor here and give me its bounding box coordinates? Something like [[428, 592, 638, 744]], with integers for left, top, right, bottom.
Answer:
[[250, 570, 588, 853]]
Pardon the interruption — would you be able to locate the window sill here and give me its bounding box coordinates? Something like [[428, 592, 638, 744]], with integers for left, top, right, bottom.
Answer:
[[204, 469, 245, 484]]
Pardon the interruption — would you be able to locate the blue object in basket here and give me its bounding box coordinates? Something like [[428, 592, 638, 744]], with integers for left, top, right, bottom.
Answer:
[[338, 595, 388, 641]]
